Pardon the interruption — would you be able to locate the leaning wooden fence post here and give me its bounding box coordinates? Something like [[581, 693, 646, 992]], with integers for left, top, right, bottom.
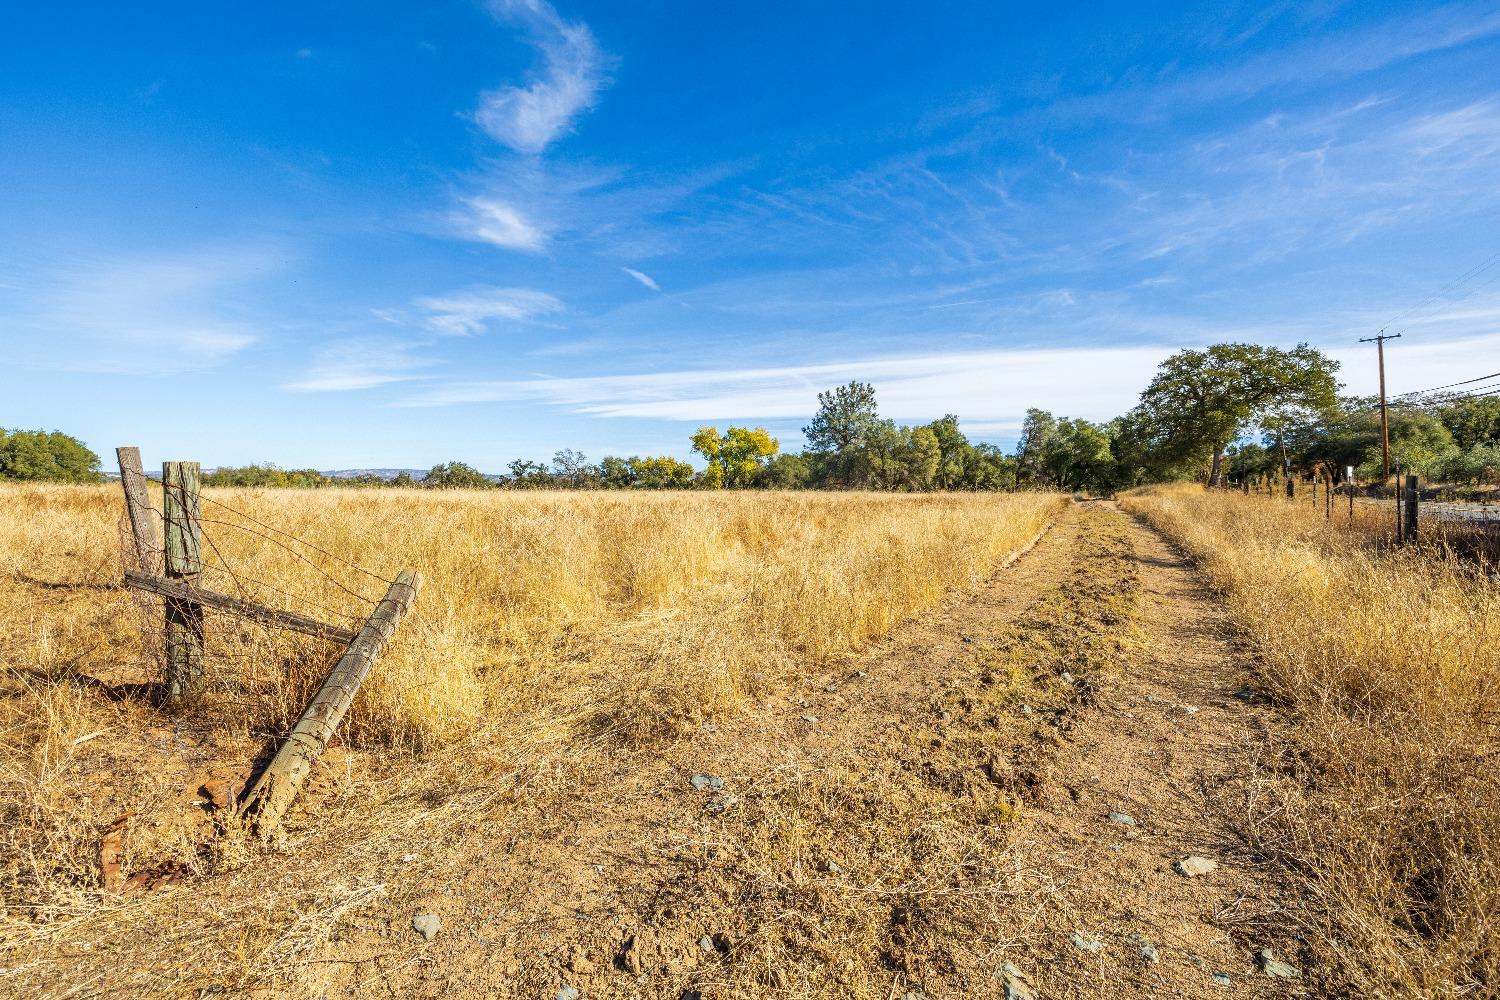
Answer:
[[115, 447, 162, 575], [162, 462, 204, 704], [1404, 474, 1419, 545], [243, 570, 420, 835]]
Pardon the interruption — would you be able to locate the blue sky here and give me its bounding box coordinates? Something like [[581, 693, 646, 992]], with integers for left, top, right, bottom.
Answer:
[[3, 1, 1499, 470]]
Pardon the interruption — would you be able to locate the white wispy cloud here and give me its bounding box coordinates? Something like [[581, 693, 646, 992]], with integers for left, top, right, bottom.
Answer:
[[621, 266, 660, 291], [456, 195, 547, 250], [475, 0, 606, 155], [416, 286, 564, 335], [8, 249, 276, 373], [395, 346, 1173, 429], [283, 338, 435, 392]]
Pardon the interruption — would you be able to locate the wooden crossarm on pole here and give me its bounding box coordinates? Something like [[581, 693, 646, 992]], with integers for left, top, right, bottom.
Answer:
[[122, 570, 358, 645]]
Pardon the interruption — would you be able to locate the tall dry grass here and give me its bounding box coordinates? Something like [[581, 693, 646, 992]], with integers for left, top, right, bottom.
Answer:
[[0, 485, 1063, 747], [1120, 484, 1500, 995], [0, 483, 1064, 979]]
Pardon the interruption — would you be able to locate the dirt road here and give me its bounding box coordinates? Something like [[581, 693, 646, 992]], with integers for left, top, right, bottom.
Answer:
[[325, 502, 1306, 999]]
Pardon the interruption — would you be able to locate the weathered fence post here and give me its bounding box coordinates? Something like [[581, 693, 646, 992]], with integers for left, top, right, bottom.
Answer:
[[115, 447, 161, 575], [1286, 476, 1295, 500], [162, 462, 204, 703], [1404, 474, 1419, 545], [1325, 477, 1332, 520], [244, 570, 421, 835]]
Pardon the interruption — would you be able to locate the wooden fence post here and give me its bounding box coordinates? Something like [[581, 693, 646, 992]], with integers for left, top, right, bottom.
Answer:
[[115, 447, 162, 575], [1286, 477, 1295, 500], [1404, 474, 1419, 545], [244, 570, 420, 835], [162, 462, 204, 704]]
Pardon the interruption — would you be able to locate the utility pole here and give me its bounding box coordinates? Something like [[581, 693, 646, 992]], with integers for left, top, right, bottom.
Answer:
[[1359, 332, 1401, 483]]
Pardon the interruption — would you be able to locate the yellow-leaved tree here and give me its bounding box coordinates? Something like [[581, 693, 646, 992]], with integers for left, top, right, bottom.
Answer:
[[690, 426, 779, 488]]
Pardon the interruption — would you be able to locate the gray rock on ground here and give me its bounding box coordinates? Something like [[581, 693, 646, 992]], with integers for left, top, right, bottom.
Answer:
[[1174, 855, 1219, 876], [999, 961, 1035, 1000], [411, 913, 441, 941], [1257, 948, 1301, 978], [1070, 930, 1105, 953], [1129, 933, 1160, 963]]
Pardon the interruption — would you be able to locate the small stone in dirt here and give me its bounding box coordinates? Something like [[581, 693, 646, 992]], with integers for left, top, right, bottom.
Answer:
[[1069, 931, 1104, 953], [1233, 686, 1255, 700], [854, 670, 867, 678], [1174, 855, 1219, 877], [698, 935, 715, 952], [1020, 704, 1034, 716], [1178, 703, 1201, 715], [411, 913, 441, 941], [556, 986, 580, 1000], [705, 794, 737, 815], [1257, 948, 1301, 978], [701, 721, 717, 733], [1060, 671, 1076, 684], [199, 779, 236, 810], [690, 773, 724, 792], [1211, 972, 1232, 987], [1131, 934, 1160, 963], [821, 859, 844, 874], [824, 683, 839, 693], [800, 713, 818, 723], [1107, 811, 1137, 826], [400, 852, 417, 863], [998, 961, 1035, 1000], [1106, 844, 1123, 853]]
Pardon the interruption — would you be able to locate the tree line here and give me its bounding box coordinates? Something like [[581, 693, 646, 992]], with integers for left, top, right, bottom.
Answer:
[[5, 342, 1498, 493]]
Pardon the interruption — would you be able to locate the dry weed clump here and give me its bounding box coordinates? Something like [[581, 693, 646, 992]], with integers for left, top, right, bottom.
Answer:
[[0, 482, 1063, 997], [1121, 484, 1500, 995]]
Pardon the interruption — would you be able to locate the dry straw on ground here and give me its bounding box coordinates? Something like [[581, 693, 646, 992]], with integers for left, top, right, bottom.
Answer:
[[0, 484, 1063, 997], [1121, 484, 1500, 996]]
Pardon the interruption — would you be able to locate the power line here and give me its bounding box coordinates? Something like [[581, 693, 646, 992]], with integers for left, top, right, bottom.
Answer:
[[1376, 249, 1500, 334], [1397, 370, 1500, 397]]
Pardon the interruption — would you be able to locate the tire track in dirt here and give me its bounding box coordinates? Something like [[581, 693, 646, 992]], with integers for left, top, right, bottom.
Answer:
[[327, 502, 1304, 1000], [992, 503, 1307, 999]]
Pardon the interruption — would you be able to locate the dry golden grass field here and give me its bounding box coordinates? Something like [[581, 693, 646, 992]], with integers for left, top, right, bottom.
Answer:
[[0, 484, 1063, 998], [2, 482, 1496, 999]]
